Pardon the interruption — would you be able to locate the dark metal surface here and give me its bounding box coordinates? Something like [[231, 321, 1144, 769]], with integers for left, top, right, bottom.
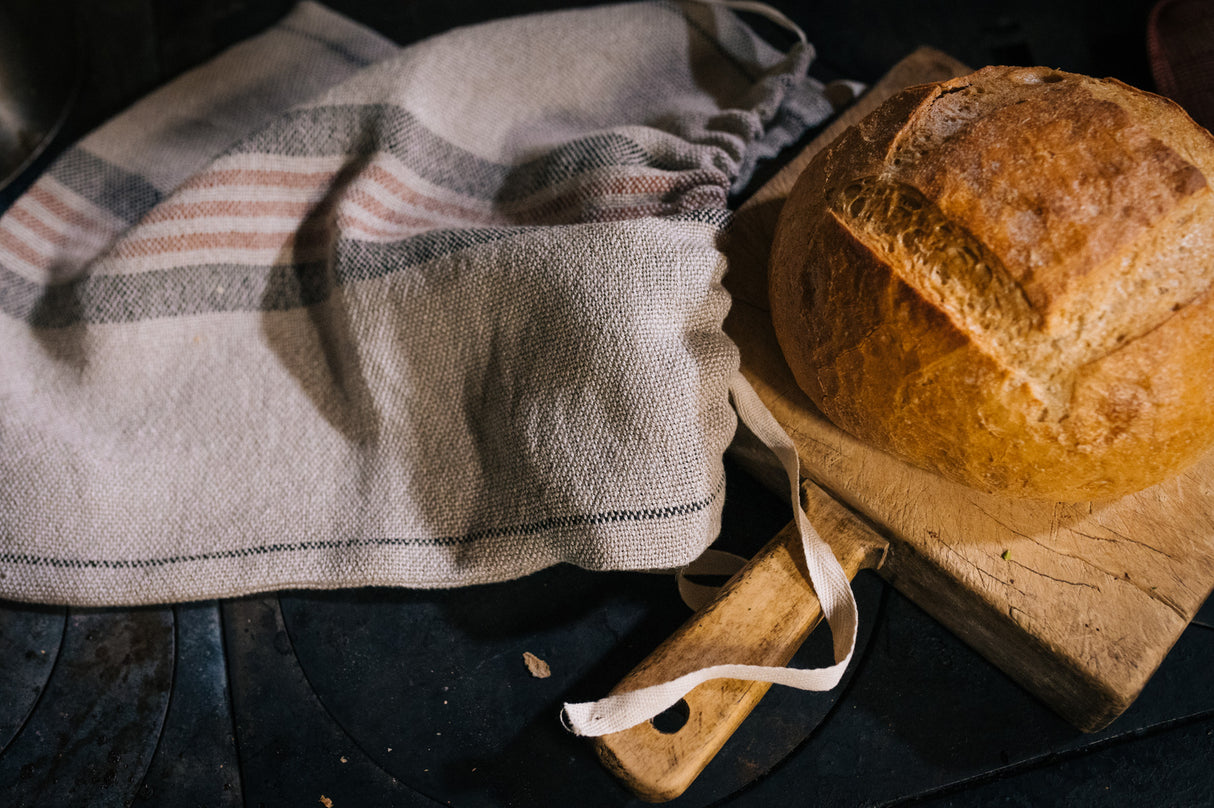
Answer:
[[1, 460, 1210, 806], [0, 605, 64, 752], [0, 609, 173, 801], [743, 591, 1214, 807], [0, 2, 80, 189], [1, 463, 887, 806], [1, 1, 1212, 805]]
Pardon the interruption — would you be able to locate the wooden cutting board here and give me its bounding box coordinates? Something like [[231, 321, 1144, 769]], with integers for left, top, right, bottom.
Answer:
[[722, 46, 1214, 733]]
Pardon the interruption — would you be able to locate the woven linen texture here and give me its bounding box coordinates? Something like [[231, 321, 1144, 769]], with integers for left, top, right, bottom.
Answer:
[[0, 1, 835, 605]]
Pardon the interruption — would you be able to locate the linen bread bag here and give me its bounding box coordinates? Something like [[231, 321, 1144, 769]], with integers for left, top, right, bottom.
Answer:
[[769, 65, 1214, 501], [0, 0, 850, 644]]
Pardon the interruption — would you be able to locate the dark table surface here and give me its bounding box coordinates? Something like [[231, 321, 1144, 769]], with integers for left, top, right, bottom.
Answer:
[[2, 1, 1212, 806]]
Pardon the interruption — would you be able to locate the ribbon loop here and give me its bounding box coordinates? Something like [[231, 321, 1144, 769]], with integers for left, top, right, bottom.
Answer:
[[561, 371, 860, 737]]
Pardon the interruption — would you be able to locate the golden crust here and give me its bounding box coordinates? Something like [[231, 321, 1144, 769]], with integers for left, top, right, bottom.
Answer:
[[769, 66, 1214, 500]]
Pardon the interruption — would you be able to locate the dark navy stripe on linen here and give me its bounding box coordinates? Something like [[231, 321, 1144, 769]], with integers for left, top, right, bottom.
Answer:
[[48, 148, 165, 226], [0, 209, 729, 327]]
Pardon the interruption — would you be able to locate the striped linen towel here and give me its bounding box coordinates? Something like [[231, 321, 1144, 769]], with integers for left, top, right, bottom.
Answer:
[[0, 0, 840, 606]]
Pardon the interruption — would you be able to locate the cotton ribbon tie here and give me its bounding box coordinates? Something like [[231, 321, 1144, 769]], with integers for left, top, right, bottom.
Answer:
[[561, 370, 860, 736]]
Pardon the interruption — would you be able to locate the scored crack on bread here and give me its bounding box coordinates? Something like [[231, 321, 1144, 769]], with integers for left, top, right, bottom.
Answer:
[[769, 65, 1214, 501]]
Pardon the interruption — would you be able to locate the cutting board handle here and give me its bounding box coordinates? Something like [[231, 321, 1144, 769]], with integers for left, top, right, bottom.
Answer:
[[593, 481, 887, 802]]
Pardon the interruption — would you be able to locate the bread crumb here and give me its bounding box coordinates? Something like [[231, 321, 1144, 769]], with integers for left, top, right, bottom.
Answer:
[[319, 796, 333, 808], [523, 651, 551, 678]]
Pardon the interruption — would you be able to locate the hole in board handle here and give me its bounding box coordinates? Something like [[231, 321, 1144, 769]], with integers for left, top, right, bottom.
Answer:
[[651, 698, 691, 734]]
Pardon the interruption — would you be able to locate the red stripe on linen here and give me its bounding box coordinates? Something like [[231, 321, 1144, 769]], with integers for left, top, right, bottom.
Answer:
[[76, 161, 727, 261], [111, 229, 331, 259], [25, 185, 122, 234], [358, 163, 493, 221], [0, 227, 51, 267], [4, 205, 94, 256], [138, 198, 318, 227], [184, 167, 337, 191]]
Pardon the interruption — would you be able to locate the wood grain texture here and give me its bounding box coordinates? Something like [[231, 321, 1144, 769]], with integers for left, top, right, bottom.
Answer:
[[722, 46, 1214, 732], [594, 482, 887, 802]]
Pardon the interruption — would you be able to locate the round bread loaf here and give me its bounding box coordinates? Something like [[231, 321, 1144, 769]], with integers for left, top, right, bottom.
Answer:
[[769, 65, 1214, 501]]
